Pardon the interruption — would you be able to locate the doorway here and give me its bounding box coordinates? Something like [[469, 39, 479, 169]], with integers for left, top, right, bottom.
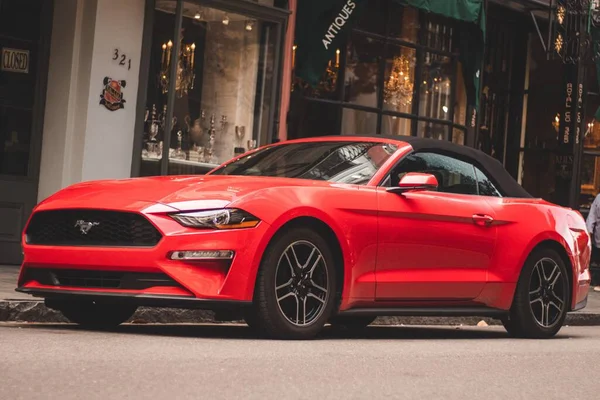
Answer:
[[0, 0, 52, 265]]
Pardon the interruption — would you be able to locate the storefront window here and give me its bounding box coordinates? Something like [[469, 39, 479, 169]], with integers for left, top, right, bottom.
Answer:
[[341, 108, 377, 135], [290, 2, 466, 142], [138, 0, 285, 177], [344, 34, 383, 108]]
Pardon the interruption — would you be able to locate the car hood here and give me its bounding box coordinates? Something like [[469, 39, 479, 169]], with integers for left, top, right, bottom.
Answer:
[[38, 175, 335, 212]]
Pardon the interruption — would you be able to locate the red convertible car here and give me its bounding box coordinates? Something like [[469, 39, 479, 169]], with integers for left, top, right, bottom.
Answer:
[[16, 136, 591, 339]]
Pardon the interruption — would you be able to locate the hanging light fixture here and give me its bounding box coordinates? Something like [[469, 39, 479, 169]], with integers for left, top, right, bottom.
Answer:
[[222, 13, 230, 25], [383, 55, 414, 108]]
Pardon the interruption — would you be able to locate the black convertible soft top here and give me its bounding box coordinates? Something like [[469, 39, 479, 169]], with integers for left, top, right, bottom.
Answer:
[[340, 134, 533, 199]]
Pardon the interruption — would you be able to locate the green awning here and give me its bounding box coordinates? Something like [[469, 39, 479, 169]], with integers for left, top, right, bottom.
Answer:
[[294, 0, 485, 111], [293, 0, 368, 87]]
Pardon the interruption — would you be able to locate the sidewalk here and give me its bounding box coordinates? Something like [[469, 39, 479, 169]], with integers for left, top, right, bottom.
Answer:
[[2, 264, 600, 325]]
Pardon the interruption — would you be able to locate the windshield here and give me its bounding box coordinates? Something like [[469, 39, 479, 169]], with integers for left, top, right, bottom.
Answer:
[[209, 141, 398, 185]]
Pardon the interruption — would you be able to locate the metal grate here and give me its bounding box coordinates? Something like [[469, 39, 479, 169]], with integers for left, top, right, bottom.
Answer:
[[25, 209, 162, 247]]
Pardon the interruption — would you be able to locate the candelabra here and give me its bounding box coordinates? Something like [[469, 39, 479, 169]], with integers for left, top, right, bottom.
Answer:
[[159, 36, 196, 98]]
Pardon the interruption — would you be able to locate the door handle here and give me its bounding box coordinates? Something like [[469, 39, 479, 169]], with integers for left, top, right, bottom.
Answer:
[[472, 214, 494, 226]]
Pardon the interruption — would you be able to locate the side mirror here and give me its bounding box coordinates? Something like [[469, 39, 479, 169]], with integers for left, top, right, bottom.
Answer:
[[386, 172, 439, 195]]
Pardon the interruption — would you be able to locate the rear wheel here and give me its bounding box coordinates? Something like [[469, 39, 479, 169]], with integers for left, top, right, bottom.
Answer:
[[504, 248, 570, 339], [329, 316, 376, 331], [251, 227, 337, 339], [50, 300, 137, 329]]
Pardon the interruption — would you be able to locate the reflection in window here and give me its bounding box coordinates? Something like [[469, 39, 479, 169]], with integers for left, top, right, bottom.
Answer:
[[381, 115, 411, 136], [344, 34, 383, 108], [393, 152, 478, 195], [388, 4, 419, 43], [342, 108, 377, 135], [419, 53, 452, 121], [417, 121, 448, 140], [475, 166, 502, 197], [580, 154, 600, 214], [452, 128, 465, 145], [211, 141, 398, 185]]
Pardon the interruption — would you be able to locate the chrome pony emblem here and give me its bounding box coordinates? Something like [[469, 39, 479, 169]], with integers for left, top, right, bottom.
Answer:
[[74, 220, 100, 235]]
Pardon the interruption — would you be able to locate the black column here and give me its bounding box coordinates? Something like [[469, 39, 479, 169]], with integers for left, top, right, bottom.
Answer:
[[555, 62, 585, 208]]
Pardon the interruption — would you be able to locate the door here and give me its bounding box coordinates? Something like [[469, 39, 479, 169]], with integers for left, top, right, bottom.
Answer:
[[375, 152, 498, 301], [0, 0, 51, 264]]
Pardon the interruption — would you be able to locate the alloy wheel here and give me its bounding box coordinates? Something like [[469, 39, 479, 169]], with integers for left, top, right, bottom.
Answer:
[[529, 257, 567, 328], [274, 240, 329, 326]]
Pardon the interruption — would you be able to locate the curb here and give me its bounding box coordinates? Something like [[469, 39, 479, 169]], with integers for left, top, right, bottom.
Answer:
[[2, 300, 600, 326]]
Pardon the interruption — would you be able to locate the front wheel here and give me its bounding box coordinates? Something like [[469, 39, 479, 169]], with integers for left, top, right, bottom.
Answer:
[[504, 248, 570, 339], [252, 227, 337, 339], [51, 300, 137, 329]]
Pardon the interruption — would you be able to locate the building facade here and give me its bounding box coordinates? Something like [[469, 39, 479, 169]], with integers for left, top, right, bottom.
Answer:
[[1, 0, 599, 265], [0, 0, 291, 264]]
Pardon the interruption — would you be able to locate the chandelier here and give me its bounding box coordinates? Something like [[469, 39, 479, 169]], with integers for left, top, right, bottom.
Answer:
[[383, 55, 414, 108], [159, 36, 196, 98]]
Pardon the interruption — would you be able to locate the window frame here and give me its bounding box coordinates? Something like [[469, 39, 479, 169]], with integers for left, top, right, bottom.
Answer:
[[379, 149, 505, 198], [292, 2, 468, 142], [131, 0, 290, 178]]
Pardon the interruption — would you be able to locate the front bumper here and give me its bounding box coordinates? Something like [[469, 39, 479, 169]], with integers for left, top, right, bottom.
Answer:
[[17, 209, 271, 306]]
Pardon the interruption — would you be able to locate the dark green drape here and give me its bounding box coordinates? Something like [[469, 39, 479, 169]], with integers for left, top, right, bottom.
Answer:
[[294, 0, 485, 110]]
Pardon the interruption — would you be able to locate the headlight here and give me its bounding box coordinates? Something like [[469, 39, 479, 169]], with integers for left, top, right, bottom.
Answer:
[[170, 209, 260, 229]]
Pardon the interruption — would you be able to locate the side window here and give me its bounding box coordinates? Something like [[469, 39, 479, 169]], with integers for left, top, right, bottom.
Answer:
[[392, 152, 478, 195], [474, 166, 502, 197]]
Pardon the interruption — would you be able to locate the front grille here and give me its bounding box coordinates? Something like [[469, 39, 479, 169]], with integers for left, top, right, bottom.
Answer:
[[23, 268, 181, 290], [25, 209, 162, 247]]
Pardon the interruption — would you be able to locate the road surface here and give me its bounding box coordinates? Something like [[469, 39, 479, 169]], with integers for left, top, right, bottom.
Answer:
[[0, 323, 598, 399]]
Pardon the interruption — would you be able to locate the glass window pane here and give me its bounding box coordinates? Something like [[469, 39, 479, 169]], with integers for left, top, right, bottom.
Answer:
[[381, 115, 412, 136], [382, 45, 416, 115], [417, 121, 448, 140], [211, 141, 398, 185], [288, 99, 339, 139], [341, 108, 378, 135], [452, 128, 465, 145], [155, 2, 277, 175], [474, 166, 502, 197], [519, 149, 556, 202], [344, 34, 383, 108], [419, 53, 453, 121], [393, 152, 478, 195], [454, 61, 467, 127], [580, 154, 600, 215], [421, 14, 455, 52], [388, 4, 419, 43], [584, 95, 600, 151], [353, 0, 386, 35], [0, 107, 32, 176]]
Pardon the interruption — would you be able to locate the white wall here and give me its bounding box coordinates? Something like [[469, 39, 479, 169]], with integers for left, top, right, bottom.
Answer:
[[38, 0, 145, 202]]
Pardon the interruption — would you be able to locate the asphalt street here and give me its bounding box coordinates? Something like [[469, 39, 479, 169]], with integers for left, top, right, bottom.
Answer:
[[0, 323, 598, 400]]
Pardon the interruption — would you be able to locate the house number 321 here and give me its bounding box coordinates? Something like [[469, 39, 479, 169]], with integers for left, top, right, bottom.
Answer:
[[112, 49, 132, 70]]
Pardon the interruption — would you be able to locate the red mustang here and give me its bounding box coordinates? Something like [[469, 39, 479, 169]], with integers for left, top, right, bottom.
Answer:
[[16, 136, 591, 339]]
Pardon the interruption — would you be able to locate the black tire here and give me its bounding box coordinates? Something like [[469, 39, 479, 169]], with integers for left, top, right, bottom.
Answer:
[[55, 301, 137, 329], [504, 247, 570, 339], [252, 227, 338, 339], [329, 315, 376, 331]]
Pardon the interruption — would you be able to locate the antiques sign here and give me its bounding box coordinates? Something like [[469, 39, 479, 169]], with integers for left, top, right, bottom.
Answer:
[[1, 48, 29, 73], [99, 77, 126, 111]]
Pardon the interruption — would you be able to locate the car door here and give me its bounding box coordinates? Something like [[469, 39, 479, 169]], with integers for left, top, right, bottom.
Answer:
[[375, 152, 498, 301]]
